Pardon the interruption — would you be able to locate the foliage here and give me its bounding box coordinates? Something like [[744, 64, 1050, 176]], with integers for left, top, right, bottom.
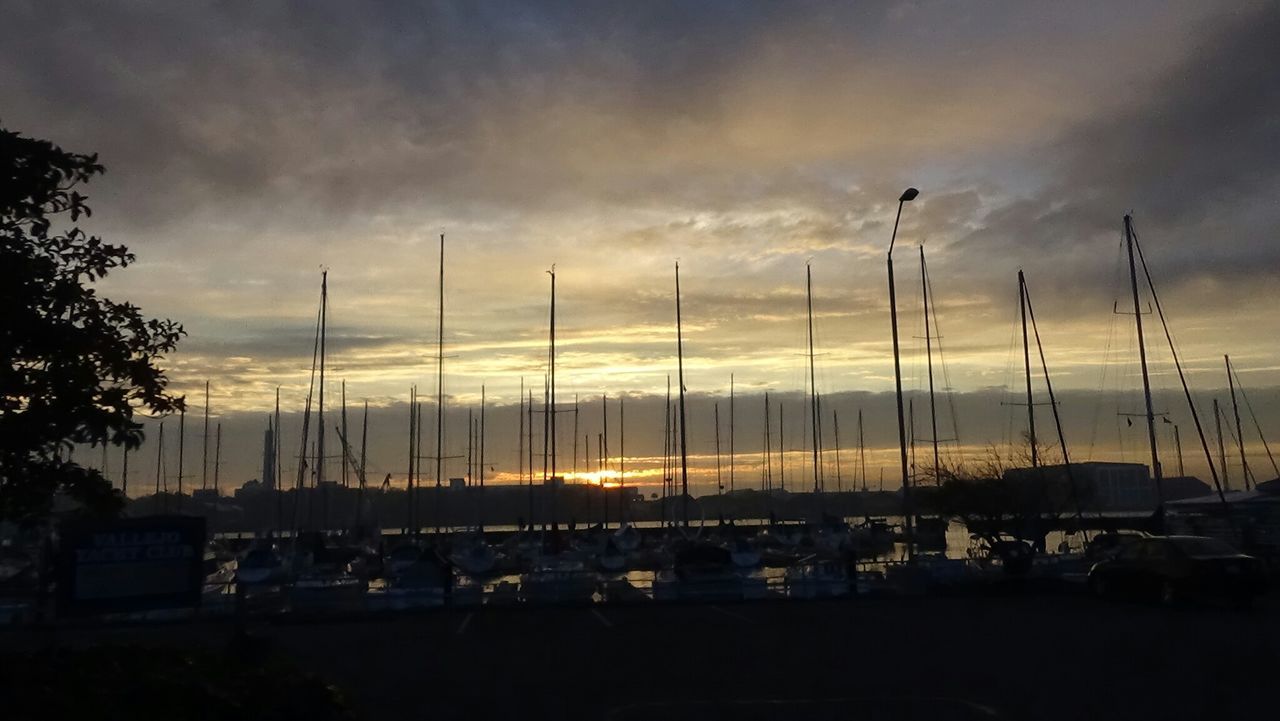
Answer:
[[934, 444, 1090, 546], [0, 126, 185, 522]]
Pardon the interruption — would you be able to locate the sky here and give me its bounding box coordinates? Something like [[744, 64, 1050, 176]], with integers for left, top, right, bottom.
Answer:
[[4, 1, 1279, 494]]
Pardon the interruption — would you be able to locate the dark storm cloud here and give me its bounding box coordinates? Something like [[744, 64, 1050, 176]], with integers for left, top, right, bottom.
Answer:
[[947, 2, 1280, 294], [4, 0, 1277, 425]]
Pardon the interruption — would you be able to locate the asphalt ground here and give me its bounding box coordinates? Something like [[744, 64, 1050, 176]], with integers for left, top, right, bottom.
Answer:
[[7, 590, 1278, 721]]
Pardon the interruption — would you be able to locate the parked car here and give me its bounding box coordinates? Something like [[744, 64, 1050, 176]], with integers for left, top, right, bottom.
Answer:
[[1088, 535, 1267, 605], [1084, 531, 1147, 563]]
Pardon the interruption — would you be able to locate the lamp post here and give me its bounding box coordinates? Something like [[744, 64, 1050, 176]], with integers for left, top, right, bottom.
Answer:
[[887, 187, 919, 560]]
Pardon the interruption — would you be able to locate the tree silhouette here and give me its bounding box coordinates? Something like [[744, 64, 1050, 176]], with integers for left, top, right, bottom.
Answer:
[[1, 127, 185, 523]]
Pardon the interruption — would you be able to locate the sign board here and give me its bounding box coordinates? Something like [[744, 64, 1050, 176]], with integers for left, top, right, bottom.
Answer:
[[56, 515, 206, 616]]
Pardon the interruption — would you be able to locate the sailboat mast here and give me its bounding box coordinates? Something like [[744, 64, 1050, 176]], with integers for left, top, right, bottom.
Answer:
[[275, 387, 282, 534], [547, 267, 558, 530], [358, 399, 368, 529], [675, 262, 690, 527], [729, 375, 735, 493], [715, 402, 723, 497], [833, 411, 842, 493], [1174, 424, 1185, 477], [619, 396, 626, 520], [1022, 272, 1086, 523], [341, 381, 349, 488], [1226, 355, 1251, 490], [202, 380, 210, 490], [434, 233, 446, 536], [177, 405, 185, 505], [417, 400, 424, 529], [859, 408, 866, 492], [527, 387, 535, 529], [807, 263, 820, 494], [317, 270, 327, 493], [602, 394, 609, 529], [407, 386, 416, 533], [921, 247, 940, 482], [1125, 215, 1163, 501], [909, 398, 916, 485], [155, 421, 165, 503], [1019, 270, 1039, 467], [763, 392, 772, 492], [778, 403, 785, 492], [548, 269, 557, 476], [1215, 398, 1229, 491], [213, 422, 221, 495]]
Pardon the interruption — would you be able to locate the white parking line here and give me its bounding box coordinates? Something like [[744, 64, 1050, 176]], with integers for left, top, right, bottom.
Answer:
[[456, 612, 474, 635], [709, 605, 754, 623], [590, 608, 615, 628]]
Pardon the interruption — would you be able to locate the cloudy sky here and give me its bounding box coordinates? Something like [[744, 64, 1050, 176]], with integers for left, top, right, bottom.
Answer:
[[5, 1, 1279, 494]]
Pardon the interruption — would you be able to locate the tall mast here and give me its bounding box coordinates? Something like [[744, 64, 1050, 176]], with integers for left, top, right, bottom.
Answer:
[[665, 376, 675, 522], [275, 387, 282, 533], [714, 402, 723, 497], [858, 408, 867, 492], [480, 385, 486, 492], [541, 376, 549, 531], [547, 266, 558, 531], [177, 405, 185, 505], [573, 395, 580, 482], [341, 381, 349, 488], [602, 394, 609, 529], [202, 380, 210, 490], [1174, 424, 1185, 477], [729, 375, 735, 493], [600, 432, 608, 528], [517, 378, 525, 528], [778, 403, 785, 492], [1226, 355, 1251, 490], [1019, 270, 1039, 467], [358, 399, 368, 530], [807, 263, 821, 495], [1130, 223, 1228, 515], [763, 392, 772, 492], [467, 407, 474, 486], [318, 270, 327, 492], [619, 396, 626, 521], [1022, 271, 1086, 524], [417, 400, 424, 529], [1125, 214, 1163, 502], [1215, 398, 1229, 492], [833, 411, 843, 493], [909, 398, 916, 485], [674, 262, 690, 526], [214, 423, 221, 495], [527, 386, 535, 530], [548, 268, 557, 478], [155, 421, 165, 504], [434, 233, 446, 536], [407, 386, 416, 534], [921, 247, 941, 482]]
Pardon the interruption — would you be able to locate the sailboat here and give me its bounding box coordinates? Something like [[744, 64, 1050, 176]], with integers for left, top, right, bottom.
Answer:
[[450, 389, 498, 579], [911, 247, 950, 550], [381, 235, 456, 606], [519, 266, 597, 603]]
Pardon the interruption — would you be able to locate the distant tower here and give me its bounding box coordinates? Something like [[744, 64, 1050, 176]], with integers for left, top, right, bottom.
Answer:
[[262, 417, 276, 491]]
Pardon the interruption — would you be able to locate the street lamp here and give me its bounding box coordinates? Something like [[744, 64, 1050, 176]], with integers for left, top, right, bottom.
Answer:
[[887, 187, 919, 560]]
